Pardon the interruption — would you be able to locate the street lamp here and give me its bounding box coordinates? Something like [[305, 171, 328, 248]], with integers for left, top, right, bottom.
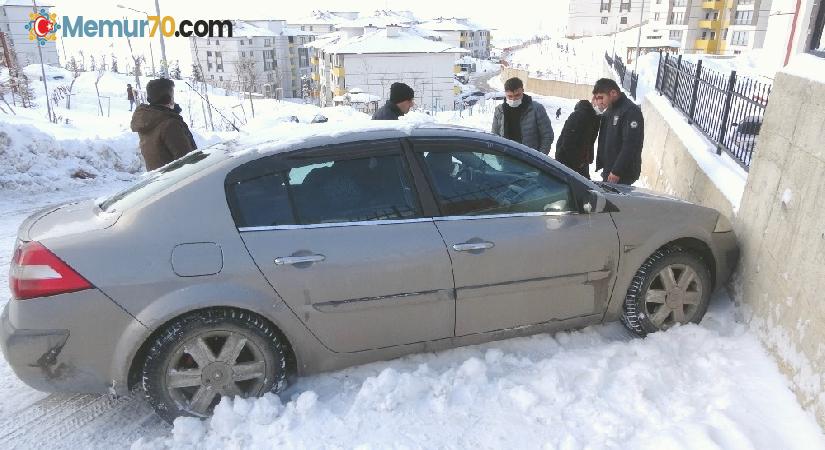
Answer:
[[116, 3, 167, 77]]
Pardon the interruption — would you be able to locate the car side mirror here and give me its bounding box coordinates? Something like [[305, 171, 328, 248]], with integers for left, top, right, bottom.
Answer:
[[583, 189, 607, 214]]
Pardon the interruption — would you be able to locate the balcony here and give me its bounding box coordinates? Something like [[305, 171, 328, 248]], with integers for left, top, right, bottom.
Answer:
[[332, 66, 345, 77], [694, 39, 720, 53], [701, 0, 722, 9], [311, 57, 319, 65], [311, 73, 319, 81], [698, 19, 722, 29]]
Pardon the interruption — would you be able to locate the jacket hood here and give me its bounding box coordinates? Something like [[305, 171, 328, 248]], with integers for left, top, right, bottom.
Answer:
[[574, 100, 596, 114], [130, 104, 180, 133]]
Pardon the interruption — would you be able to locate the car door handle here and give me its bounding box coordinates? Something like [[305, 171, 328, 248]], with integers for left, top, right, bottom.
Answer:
[[274, 254, 326, 265], [452, 242, 494, 252]]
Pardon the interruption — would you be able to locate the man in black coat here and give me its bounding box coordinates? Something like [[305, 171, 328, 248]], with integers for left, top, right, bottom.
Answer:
[[592, 78, 644, 185], [372, 82, 415, 120], [554, 100, 600, 179]]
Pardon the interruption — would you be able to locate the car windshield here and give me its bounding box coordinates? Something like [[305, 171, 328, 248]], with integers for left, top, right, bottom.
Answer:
[[99, 150, 228, 212]]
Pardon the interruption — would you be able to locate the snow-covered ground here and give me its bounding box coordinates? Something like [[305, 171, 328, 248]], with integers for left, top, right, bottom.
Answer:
[[1, 62, 824, 448]]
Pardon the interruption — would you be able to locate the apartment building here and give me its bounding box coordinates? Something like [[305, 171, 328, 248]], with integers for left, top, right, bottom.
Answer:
[[0, 0, 59, 67], [418, 18, 492, 59], [308, 25, 465, 110], [648, 0, 770, 55], [567, 0, 650, 37], [190, 20, 315, 99]]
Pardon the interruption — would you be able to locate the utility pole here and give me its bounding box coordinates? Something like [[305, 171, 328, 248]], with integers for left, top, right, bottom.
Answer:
[[154, 0, 168, 77], [32, 0, 53, 122], [634, 0, 646, 74]]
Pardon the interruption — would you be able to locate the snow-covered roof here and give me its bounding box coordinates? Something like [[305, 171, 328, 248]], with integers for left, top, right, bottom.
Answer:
[[418, 18, 488, 32], [281, 27, 317, 37], [309, 28, 466, 55], [635, 38, 681, 48], [338, 10, 417, 28], [233, 21, 277, 37], [292, 10, 350, 25], [349, 92, 381, 103]]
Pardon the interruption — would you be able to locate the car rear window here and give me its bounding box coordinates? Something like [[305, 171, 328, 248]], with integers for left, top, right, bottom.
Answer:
[[100, 150, 225, 212]]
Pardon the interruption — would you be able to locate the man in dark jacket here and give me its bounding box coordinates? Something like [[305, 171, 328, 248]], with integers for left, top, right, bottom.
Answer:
[[492, 77, 554, 153], [127, 84, 135, 111], [555, 100, 600, 179], [592, 78, 644, 184], [372, 82, 414, 120], [130, 78, 197, 171]]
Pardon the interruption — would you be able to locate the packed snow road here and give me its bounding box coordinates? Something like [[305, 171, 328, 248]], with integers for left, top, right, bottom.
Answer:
[[0, 183, 823, 449]]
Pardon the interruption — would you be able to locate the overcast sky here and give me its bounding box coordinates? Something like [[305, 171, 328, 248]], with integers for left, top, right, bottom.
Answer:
[[49, 0, 570, 74]]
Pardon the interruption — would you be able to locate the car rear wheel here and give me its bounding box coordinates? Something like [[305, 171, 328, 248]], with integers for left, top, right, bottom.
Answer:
[[141, 308, 287, 423], [621, 247, 712, 337]]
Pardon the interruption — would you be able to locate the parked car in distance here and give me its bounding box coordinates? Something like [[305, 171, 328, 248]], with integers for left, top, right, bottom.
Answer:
[[2, 123, 739, 423]]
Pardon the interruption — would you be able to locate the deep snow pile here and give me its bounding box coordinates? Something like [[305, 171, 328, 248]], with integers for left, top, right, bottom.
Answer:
[[133, 297, 825, 450], [0, 66, 371, 193]]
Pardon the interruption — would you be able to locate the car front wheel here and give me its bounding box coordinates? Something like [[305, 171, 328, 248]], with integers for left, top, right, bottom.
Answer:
[[621, 246, 712, 337], [141, 308, 288, 423]]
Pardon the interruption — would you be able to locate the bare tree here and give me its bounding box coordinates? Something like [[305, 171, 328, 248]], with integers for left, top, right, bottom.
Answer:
[[190, 38, 214, 131], [234, 56, 260, 118], [0, 81, 16, 114], [125, 35, 146, 104], [94, 67, 105, 116], [65, 56, 81, 109]]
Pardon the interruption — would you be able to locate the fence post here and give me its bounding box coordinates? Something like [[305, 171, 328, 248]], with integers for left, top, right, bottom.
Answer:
[[659, 52, 670, 95], [717, 70, 737, 155], [687, 59, 702, 124], [671, 54, 683, 105]]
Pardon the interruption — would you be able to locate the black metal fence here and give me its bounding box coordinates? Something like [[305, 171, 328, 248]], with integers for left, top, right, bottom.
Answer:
[[605, 52, 638, 99], [655, 52, 771, 170]]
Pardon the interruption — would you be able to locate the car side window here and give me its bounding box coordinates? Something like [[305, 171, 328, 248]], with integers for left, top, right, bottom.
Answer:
[[417, 145, 574, 217], [228, 153, 419, 228]]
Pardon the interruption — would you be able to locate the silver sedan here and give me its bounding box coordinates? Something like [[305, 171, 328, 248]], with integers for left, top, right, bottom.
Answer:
[[2, 124, 738, 422]]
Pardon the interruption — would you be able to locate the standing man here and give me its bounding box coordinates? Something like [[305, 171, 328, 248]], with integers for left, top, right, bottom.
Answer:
[[592, 78, 644, 185], [492, 77, 554, 154], [555, 100, 600, 179], [131, 78, 197, 171], [555, 107, 562, 120], [373, 82, 415, 120], [127, 83, 135, 111]]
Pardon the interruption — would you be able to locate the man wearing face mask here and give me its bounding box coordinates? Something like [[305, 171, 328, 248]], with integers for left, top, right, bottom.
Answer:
[[491, 77, 554, 153], [592, 78, 644, 185]]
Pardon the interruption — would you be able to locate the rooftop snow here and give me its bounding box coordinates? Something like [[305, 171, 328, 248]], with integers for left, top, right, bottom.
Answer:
[[418, 18, 488, 32], [310, 28, 466, 55], [232, 20, 277, 37]]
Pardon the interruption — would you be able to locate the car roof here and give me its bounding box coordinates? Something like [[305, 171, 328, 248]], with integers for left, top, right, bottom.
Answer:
[[221, 121, 500, 164]]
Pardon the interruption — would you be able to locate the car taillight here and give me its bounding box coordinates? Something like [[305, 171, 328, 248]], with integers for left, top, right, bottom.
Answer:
[[9, 241, 92, 300]]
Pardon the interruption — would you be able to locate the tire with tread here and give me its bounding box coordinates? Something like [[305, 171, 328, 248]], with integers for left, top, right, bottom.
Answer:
[[621, 246, 712, 337], [141, 308, 288, 423]]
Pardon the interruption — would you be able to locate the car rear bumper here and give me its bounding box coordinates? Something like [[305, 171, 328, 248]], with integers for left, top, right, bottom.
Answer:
[[1, 289, 144, 394], [711, 231, 739, 289]]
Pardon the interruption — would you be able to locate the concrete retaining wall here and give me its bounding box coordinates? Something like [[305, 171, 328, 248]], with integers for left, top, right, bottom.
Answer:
[[499, 68, 594, 100], [734, 63, 825, 429]]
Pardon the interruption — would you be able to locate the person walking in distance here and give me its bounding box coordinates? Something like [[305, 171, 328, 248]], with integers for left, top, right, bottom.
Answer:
[[127, 83, 135, 112], [592, 78, 644, 185], [554, 100, 600, 179]]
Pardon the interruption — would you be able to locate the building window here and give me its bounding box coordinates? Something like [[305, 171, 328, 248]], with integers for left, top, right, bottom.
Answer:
[[241, 51, 245, 57], [219, 76, 222, 81], [601, 17, 609, 24], [654, 12, 661, 21], [738, 0, 754, 4], [731, 31, 750, 45], [668, 12, 685, 24], [734, 10, 753, 25], [206, 51, 212, 57], [600, 0, 611, 12], [240, 40, 244, 46], [669, 30, 683, 40], [621, 17, 628, 24], [288, 36, 294, 44], [215, 40, 220, 45], [207, 38, 210, 45], [264, 39, 271, 47], [620, 1, 631, 12]]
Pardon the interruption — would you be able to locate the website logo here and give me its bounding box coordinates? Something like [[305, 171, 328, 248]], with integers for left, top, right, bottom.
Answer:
[[26, 8, 61, 45]]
